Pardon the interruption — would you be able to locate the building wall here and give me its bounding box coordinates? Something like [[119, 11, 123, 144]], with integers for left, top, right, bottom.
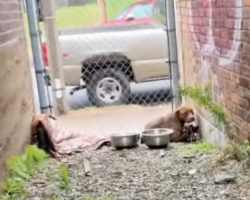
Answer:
[[0, 0, 34, 180], [176, 0, 250, 143]]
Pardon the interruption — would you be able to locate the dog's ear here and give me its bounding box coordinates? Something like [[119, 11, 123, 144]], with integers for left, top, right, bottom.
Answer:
[[175, 109, 181, 119], [175, 107, 188, 123]]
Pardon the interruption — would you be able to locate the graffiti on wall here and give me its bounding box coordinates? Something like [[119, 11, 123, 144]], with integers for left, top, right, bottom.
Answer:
[[190, 0, 242, 66], [189, 0, 242, 103]]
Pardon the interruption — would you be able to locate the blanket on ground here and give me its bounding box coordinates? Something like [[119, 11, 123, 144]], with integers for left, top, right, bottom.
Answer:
[[31, 114, 110, 157]]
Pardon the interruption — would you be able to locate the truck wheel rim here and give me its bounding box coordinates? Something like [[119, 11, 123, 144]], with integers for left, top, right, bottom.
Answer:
[[96, 77, 123, 104]]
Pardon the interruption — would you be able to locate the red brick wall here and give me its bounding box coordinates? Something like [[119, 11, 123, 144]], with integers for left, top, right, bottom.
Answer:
[[0, 0, 34, 180], [176, 0, 250, 140]]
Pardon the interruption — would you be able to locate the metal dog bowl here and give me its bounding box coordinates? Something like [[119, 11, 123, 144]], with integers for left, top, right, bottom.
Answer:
[[111, 133, 140, 149], [142, 129, 173, 148]]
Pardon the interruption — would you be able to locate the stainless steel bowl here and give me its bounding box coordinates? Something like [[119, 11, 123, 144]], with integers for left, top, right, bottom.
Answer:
[[111, 133, 140, 149], [142, 129, 173, 148]]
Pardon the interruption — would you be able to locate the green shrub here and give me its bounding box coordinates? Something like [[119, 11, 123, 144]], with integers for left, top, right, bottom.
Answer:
[[1, 145, 48, 199]]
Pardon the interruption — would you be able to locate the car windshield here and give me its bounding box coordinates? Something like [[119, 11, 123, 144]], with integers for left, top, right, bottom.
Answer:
[[116, 3, 153, 20]]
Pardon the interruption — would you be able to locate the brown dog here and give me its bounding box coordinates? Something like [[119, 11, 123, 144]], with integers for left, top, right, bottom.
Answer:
[[144, 106, 196, 142]]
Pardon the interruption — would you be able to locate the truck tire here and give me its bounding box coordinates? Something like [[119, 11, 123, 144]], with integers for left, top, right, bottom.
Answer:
[[87, 69, 131, 106]]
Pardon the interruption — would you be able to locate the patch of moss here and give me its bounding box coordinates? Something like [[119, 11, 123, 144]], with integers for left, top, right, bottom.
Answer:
[[176, 142, 216, 156]]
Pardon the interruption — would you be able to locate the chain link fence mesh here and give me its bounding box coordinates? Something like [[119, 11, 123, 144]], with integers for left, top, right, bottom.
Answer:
[[41, 0, 173, 133]]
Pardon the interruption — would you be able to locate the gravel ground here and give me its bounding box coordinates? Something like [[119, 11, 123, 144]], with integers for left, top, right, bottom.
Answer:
[[25, 143, 250, 200]]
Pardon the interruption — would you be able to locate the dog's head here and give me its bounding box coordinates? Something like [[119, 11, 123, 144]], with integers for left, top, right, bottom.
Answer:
[[175, 106, 195, 123]]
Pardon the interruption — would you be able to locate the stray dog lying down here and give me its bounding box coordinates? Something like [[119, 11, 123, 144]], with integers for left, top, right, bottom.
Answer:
[[144, 106, 199, 142]]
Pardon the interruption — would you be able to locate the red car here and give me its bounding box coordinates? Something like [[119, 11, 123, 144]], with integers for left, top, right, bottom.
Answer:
[[102, 0, 155, 26]]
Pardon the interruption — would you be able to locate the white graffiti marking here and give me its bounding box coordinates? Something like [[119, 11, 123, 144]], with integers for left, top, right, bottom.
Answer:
[[190, 0, 242, 67]]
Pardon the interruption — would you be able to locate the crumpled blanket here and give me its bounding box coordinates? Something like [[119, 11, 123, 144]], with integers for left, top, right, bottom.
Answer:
[[31, 114, 110, 157]]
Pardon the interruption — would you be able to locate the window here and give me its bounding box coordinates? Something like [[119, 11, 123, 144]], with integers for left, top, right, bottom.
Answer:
[[116, 3, 153, 20], [128, 4, 153, 19]]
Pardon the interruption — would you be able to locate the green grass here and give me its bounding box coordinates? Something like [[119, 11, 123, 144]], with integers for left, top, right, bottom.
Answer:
[[176, 142, 217, 156], [59, 164, 70, 190], [56, 4, 100, 29], [106, 0, 137, 19], [56, 0, 137, 29]]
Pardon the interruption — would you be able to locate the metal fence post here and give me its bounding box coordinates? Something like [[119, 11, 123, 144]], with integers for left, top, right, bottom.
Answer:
[[97, 0, 108, 23], [42, 0, 68, 115], [25, 0, 51, 114], [166, 0, 182, 108]]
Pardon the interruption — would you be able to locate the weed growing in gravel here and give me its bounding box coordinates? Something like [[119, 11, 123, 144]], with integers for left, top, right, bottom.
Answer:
[[221, 141, 250, 164], [0, 145, 48, 200], [176, 142, 216, 156], [42, 161, 72, 194], [84, 196, 111, 200], [59, 164, 70, 190]]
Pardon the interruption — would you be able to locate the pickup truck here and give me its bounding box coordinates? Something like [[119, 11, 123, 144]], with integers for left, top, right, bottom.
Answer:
[[43, 0, 168, 106]]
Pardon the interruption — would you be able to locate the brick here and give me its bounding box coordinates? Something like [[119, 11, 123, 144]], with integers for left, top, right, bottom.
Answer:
[[218, 68, 232, 80], [225, 100, 236, 112], [239, 76, 250, 89], [242, 31, 250, 43], [0, 21, 21, 33], [220, 29, 234, 40], [0, 2, 20, 12], [231, 94, 249, 109], [214, 0, 224, 8], [231, 114, 244, 126], [233, 106, 243, 118], [0, 12, 21, 22], [198, 8, 206, 17], [213, 19, 225, 28], [213, 29, 221, 37], [241, 43, 250, 53], [233, 63, 241, 74], [244, 0, 250, 6], [0, 28, 22, 45], [224, 19, 236, 29], [240, 53, 250, 65], [240, 110, 250, 123], [233, 106, 250, 124], [239, 65, 250, 77], [227, 8, 242, 18], [228, 78, 239, 90], [230, 73, 240, 84], [238, 87, 250, 99], [242, 8, 250, 19], [242, 19, 250, 30]]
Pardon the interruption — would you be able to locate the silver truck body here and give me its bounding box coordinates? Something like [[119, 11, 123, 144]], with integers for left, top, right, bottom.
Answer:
[[59, 23, 169, 85]]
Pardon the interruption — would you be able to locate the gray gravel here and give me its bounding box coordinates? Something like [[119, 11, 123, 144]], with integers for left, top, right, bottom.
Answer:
[[25, 144, 250, 200]]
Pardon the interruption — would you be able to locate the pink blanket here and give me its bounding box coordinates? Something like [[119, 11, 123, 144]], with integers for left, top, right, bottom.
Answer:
[[31, 114, 110, 157]]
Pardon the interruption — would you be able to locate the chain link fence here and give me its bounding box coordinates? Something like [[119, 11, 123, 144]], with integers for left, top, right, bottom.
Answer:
[[40, 0, 173, 134]]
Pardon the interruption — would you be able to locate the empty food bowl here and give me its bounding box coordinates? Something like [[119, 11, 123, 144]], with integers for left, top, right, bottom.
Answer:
[[111, 133, 140, 149], [142, 128, 173, 148]]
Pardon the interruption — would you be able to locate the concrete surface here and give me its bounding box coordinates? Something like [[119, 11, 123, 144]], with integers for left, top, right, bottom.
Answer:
[[58, 104, 172, 137], [198, 114, 228, 147]]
